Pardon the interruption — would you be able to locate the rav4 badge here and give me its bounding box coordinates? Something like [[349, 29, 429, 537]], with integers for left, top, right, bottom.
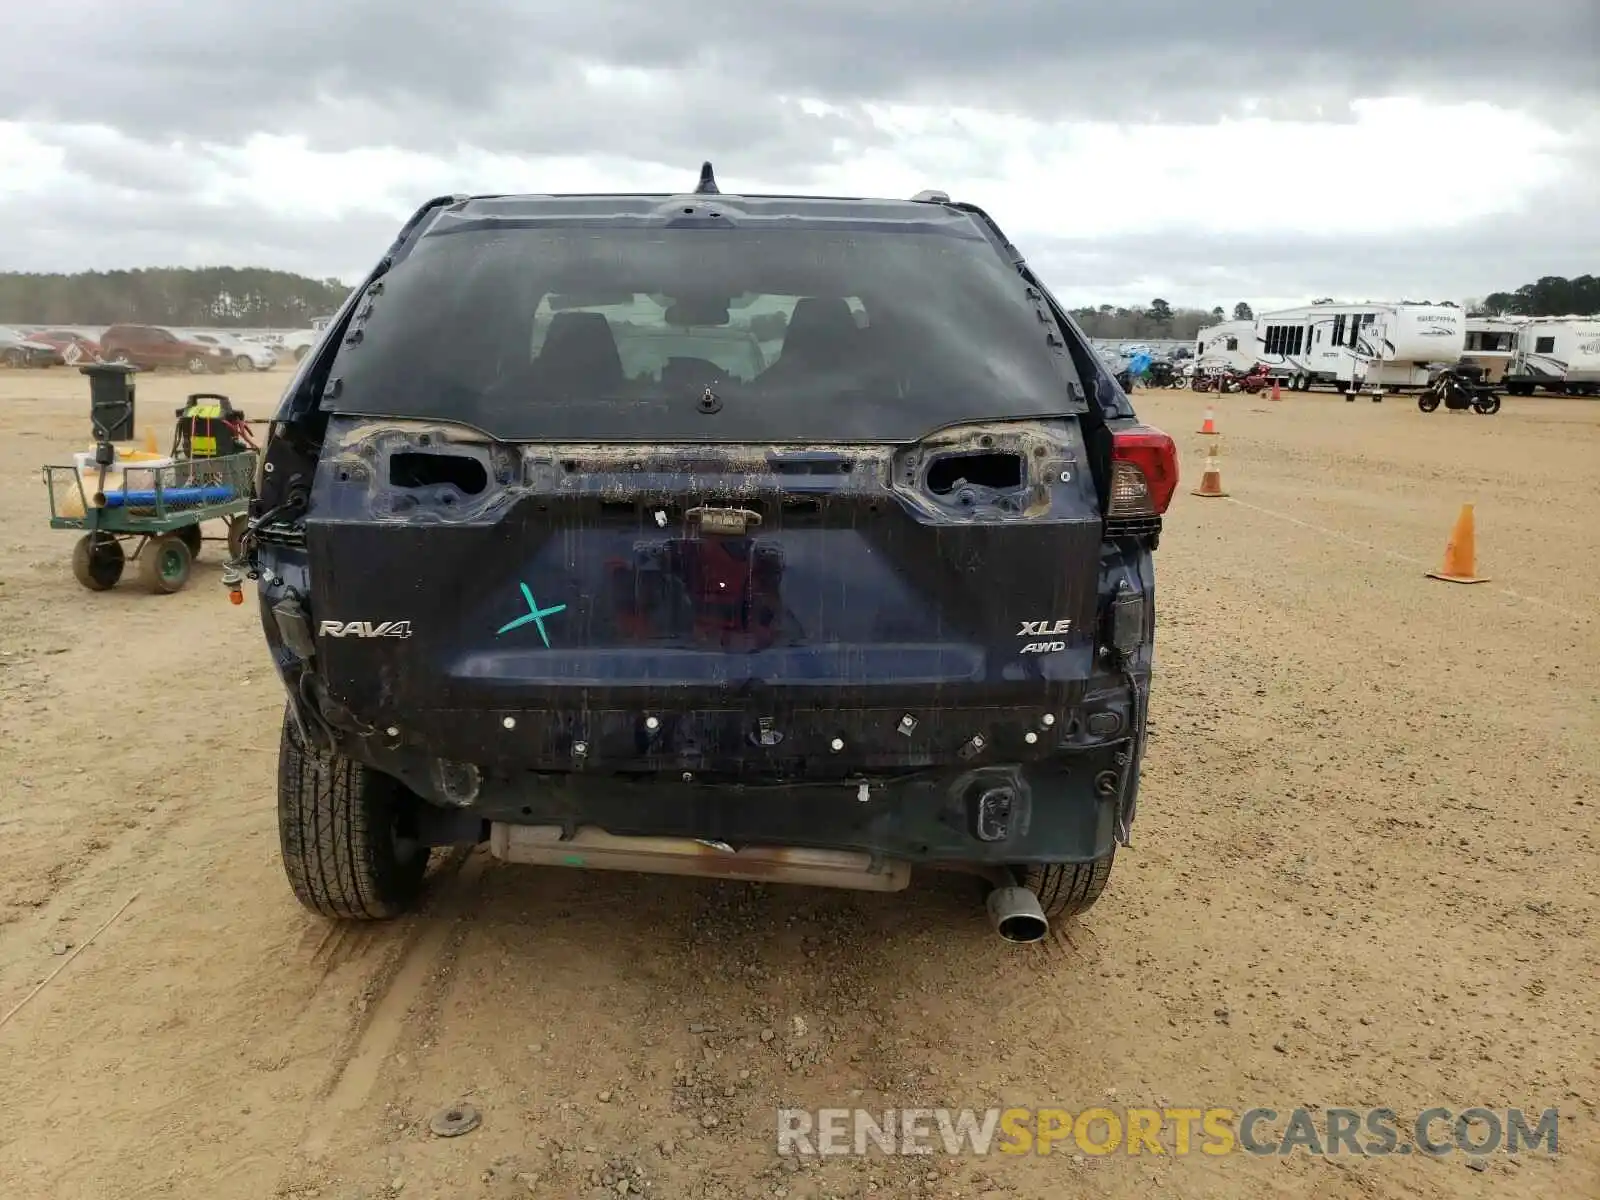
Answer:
[[318, 620, 413, 638]]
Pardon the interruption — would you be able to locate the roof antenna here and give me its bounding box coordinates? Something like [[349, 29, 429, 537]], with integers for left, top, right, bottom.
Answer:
[[695, 161, 720, 195]]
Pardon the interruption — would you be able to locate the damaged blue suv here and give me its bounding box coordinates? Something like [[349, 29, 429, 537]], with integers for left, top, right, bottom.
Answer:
[[238, 165, 1177, 943]]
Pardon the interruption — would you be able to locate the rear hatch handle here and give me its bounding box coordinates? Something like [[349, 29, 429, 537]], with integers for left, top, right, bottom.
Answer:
[[685, 505, 763, 536]]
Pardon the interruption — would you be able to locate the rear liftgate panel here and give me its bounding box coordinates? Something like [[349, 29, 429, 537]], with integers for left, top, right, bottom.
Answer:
[[303, 415, 1115, 789]]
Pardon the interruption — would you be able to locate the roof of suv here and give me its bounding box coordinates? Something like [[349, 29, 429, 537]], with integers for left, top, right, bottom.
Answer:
[[426, 193, 997, 240], [413, 167, 1010, 252]]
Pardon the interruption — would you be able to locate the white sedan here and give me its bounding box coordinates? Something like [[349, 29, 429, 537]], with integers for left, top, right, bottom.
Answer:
[[185, 332, 278, 372]]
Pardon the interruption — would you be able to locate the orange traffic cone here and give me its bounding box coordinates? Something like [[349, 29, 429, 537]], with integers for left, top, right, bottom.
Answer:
[[1425, 504, 1489, 584], [1197, 406, 1219, 435], [1191, 448, 1228, 498], [1269, 380, 1282, 402]]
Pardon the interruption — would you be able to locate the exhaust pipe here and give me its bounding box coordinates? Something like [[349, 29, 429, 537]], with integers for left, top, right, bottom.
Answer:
[[983, 871, 1050, 944]]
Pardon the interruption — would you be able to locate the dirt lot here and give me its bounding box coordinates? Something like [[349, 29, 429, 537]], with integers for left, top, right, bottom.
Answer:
[[0, 367, 1595, 1200]]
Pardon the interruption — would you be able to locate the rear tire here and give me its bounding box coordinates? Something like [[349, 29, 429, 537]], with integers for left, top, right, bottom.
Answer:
[[226, 514, 248, 560], [278, 709, 431, 920], [1020, 851, 1117, 921], [138, 533, 192, 593]]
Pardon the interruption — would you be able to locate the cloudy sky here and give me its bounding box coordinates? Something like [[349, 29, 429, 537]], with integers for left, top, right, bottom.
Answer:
[[1, 0, 1597, 311]]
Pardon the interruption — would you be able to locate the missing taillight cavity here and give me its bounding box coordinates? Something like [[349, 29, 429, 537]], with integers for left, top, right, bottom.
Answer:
[[925, 451, 1024, 495], [390, 451, 489, 495], [1109, 425, 1178, 516]]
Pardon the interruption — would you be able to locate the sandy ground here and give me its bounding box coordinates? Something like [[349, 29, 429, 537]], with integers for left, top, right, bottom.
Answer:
[[0, 366, 1596, 1200]]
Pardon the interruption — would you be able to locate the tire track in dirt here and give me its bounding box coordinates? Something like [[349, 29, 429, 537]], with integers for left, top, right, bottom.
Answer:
[[298, 849, 484, 1161]]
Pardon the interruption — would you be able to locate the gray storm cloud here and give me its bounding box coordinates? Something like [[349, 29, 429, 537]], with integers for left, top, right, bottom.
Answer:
[[1, 0, 1595, 302]]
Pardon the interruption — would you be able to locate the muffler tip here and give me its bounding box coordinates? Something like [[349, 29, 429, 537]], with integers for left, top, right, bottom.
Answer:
[[986, 885, 1049, 944]]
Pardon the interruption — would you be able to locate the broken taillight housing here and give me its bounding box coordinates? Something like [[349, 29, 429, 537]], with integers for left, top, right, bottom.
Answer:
[[1109, 425, 1178, 517]]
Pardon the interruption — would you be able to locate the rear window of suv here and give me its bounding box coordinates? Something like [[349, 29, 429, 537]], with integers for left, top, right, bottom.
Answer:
[[325, 219, 1085, 442]]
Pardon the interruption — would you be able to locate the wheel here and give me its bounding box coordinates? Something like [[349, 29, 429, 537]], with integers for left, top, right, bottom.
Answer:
[[1019, 851, 1117, 921], [278, 708, 431, 920], [293, 344, 310, 362], [1418, 393, 1440, 412], [177, 523, 203, 559], [71, 533, 125, 590], [2, 348, 22, 368], [137, 533, 193, 593], [234, 354, 254, 372], [1474, 394, 1501, 414], [226, 514, 248, 560], [186, 354, 209, 374]]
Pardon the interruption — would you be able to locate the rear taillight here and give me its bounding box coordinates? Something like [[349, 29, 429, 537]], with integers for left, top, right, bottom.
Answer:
[[1109, 425, 1179, 517]]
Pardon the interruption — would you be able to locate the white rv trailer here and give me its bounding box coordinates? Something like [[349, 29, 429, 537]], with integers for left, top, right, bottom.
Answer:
[[1460, 316, 1524, 385], [1502, 315, 1600, 396], [1253, 301, 1465, 392], [1191, 320, 1258, 375]]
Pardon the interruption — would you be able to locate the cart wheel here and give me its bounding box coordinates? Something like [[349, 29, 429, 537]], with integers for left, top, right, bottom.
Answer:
[[226, 514, 248, 560], [72, 533, 125, 591], [139, 533, 193, 594], [177, 524, 203, 559]]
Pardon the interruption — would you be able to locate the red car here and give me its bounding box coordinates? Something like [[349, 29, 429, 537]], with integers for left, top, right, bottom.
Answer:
[[100, 324, 228, 373], [26, 329, 103, 366]]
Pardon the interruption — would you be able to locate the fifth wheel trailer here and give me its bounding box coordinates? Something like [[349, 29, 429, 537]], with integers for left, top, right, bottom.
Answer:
[[1461, 316, 1523, 386], [1253, 302, 1465, 393], [1502, 316, 1600, 396], [1191, 320, 1258, 376]]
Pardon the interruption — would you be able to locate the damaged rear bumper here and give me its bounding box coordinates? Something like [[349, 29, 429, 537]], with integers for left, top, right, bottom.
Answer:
[[333, 729, 1129, 866]]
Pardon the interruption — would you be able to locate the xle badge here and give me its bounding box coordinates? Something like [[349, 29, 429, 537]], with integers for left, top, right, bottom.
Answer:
[[1017, 619, 1071, 637], [1018, 618, 1070, 656]]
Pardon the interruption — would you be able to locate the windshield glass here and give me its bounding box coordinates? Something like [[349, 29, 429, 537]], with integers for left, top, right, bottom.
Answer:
[[325, 222, 1084, 442]]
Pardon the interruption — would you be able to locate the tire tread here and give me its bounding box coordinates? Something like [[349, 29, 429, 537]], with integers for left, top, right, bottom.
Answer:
[[1023, 851, 1116, 920], [277, 710, 426, 920]]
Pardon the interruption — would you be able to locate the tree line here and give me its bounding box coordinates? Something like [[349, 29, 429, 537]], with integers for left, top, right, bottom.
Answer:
[[0, 267, 352, 328], [1066, 301, 1255, 341], [3, 263, 1589, 336], [1475, 275, 1600, 318]]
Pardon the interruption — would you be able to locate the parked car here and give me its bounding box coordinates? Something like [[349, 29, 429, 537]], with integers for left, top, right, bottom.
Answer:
[[0, 326, 61, 367], [280, 314, 336, 362], [99, 324, 229, 373], [25, 328, 103, 365], [240, 167, 1176, 943], [184, 331, 278, 372]]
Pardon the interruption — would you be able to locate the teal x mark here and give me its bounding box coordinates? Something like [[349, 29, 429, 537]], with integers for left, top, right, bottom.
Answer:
[[495, 583, 567, 647]]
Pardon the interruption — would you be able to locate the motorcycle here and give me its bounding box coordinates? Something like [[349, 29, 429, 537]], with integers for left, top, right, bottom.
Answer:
[[1236, 364, 1274, 395], [1418, 365, 1500, 415], [1193, 365, 1265, 394], [1144, 360, 1182, 389]]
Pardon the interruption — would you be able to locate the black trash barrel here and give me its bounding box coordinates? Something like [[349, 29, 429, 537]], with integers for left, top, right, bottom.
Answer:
[[81, 362, 138, 442]]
